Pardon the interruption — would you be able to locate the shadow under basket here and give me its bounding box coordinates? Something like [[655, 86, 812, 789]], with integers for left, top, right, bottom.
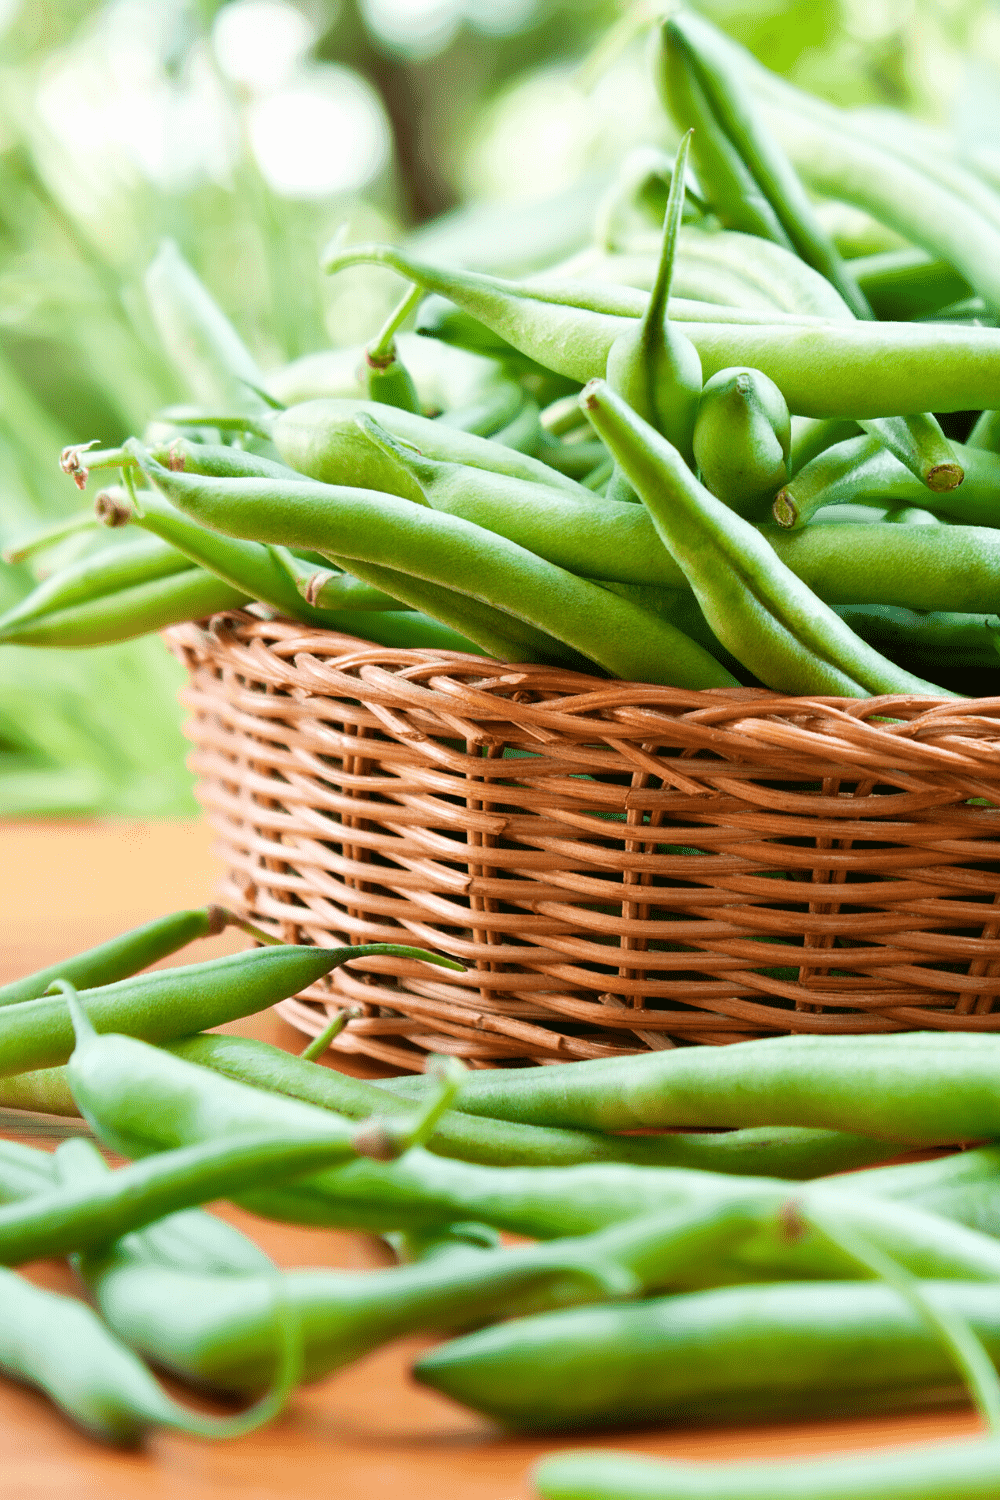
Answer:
[[165, 612, 1000, 1072]]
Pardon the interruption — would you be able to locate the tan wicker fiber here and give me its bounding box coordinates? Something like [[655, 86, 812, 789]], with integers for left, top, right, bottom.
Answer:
[[165, 611, 1000, 1071]]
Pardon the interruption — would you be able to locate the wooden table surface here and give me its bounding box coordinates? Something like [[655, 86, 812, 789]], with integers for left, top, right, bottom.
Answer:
[[0, 819, 982, 1499]]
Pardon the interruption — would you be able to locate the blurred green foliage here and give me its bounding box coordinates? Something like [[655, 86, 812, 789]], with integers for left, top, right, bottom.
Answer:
[[0, 0, 995, 815]]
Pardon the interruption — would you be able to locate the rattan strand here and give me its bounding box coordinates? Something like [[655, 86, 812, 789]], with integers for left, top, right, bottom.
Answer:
[[164, 613, 1000, 1071]]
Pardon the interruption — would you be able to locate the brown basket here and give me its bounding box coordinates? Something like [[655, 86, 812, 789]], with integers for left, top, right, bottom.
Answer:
[[164, 611, 1000, 1072]]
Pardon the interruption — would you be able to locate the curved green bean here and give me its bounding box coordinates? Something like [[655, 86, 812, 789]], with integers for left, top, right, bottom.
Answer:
[[580, 379, 948, 696]]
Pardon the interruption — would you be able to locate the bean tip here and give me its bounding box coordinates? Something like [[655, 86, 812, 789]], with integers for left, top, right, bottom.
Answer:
[[925, 462, 964, 493]]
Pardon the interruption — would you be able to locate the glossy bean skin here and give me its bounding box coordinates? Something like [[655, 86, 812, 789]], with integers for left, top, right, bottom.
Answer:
[[129, 447, 738, 688], [415, 1278, 1000, 1431], [0, 1129, 377, 1267], [0, 943, 455, 1077], [166, 1032, 905, 1176], [101, 486, 380, 631], [375, 1033, 1000, 1145], [61, 1034, 1000, 1289], [532, 1438, 1000, 1499], [580, 379, 946, 696], [0, 907, 228, 1007], [305, 442, 1000, 613], [321, 242, 1000, 418], [691, 365, 790, 518], [0, 567, 249, 647], [65, 1028, 1000, 1292]]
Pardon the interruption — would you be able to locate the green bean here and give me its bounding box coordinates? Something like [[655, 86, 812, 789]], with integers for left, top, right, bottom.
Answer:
[[0, 534, 195, 637], [774, 435, 1000, 529], [0, 906, 232, 1008], [363, 284, 424, 413], [129, 443, 738, 687], [834, 606, 1000, 674], [79, 1207, 765, 1396], [0, 942, 461, 1078], [416, 1278, 1000, 1431], [490, 395, 544, 454], [532, 1437, 1000, 1499], [276, 426, 1000, 615], [673, 226, 856, 320], [268, 546, 407, 612], [271, 396, 588, 496], [377, 1032, 1000, 1145], [0, 1037, 907, 1177], [788, 416, 860, 474], [52, 1137, 275, 1276], [0, 566, 249, 647], [605, 131, 701, 467], [885, 506, 942, 526], [322, 242, 1000, 418], [691, 365, 790, 518], [657, 13, 872, 319], [858, 413, 963, 492], [62, 437, 304, 488], [0, 1264, 298, 1444], [851, 247, 973, 322], [166, 1032, 905, 1176], [580, 379, 948, 697], [144, 239, 269, 412], [435, 378, 525, 436], [748, 60, 1000, 312], [97, 481, 378, 631]]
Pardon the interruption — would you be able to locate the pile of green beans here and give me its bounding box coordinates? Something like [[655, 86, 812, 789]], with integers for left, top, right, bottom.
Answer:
[[8, 916, 1000, 1464], [15, 5, 1000, 1484], [12, 7, 1000, 693]]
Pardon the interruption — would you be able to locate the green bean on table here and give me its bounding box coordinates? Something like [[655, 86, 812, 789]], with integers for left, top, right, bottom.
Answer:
[[373, 1031, 1000, 1145], [0, 1033, 908, 1177], [531, 1438, 1000, 1499], [0, 906, 232, 1007], [0, 942, 461, 1078], [415, 1278, 1000, 1431]]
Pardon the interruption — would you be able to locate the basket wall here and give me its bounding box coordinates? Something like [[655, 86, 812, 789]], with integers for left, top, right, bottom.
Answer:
[[165, 613, 1000, 1072]]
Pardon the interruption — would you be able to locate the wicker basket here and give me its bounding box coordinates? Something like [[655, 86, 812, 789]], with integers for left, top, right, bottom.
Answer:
[[164, 611, 1000, 1072]]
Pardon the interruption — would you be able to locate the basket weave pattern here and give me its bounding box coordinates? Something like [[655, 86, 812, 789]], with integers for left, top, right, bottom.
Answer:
[[165, 613, 1000, 1070]]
